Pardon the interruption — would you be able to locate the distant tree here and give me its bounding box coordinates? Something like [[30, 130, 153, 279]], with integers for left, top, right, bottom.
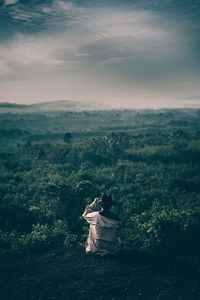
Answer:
[[63, 132, 73, 143]]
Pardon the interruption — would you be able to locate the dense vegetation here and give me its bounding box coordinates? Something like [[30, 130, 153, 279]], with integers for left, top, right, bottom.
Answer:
[[0, 108, 200, 260]]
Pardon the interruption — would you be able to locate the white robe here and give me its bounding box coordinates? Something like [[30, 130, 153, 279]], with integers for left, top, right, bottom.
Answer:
[[82, 205, 121, 256]]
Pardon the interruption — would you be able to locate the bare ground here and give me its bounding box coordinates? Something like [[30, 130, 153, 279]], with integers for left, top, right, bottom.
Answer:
[[1, 248, 200, 300]]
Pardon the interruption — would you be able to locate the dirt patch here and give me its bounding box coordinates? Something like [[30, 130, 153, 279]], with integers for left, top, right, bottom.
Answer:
[[0, 248, 200, 300]]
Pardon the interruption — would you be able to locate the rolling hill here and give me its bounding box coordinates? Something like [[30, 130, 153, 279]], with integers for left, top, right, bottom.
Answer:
[[0, 100, 110, 113]]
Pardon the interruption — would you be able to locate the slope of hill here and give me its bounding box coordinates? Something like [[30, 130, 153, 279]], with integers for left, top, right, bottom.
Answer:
[[1, 248, 200, 300], [0, 100, 110, 113]]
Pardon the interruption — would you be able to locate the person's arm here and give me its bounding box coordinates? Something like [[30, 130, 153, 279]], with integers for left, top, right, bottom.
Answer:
[[82, 198, 101, 220]]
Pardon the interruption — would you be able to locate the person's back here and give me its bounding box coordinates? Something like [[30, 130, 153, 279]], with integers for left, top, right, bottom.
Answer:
[[82, 194, 121, 256]]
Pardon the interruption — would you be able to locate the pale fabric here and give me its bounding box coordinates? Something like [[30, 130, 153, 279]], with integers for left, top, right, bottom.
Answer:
[[82, 205, 121, 256]]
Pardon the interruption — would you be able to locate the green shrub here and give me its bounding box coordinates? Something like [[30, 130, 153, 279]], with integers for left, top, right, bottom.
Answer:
[[0, 220, 77, 256], [20, 220, 77, 254], [125, 208, 200, 256]]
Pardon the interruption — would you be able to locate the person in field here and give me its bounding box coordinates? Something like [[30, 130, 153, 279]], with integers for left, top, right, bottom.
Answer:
[[82, 193, 121, 256]]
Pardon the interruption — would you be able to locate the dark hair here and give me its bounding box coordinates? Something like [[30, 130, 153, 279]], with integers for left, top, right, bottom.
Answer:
[[100, 193, 113, 210]]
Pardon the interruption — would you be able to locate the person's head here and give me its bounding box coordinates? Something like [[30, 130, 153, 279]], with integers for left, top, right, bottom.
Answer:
[[100, 193, 113, 210]]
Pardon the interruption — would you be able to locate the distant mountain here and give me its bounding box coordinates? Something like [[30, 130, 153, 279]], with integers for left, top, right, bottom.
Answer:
[[0, 102, 29, 108], [30, 100, 110, 111], [0, 100, 110, 113]]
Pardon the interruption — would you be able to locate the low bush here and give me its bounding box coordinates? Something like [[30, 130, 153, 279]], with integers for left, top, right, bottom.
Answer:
[[0, 220, 77, 257], [125, 208, 200, 256]]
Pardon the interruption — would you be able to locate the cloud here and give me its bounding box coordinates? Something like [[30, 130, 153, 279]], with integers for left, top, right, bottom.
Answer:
[[1, 1, 186, 76], [4, 0, 18, 5], [4, 1, 172, 41], [7, 0, 77, 25], [0, 5, 184, 80], [179, 95, 200, 101], [0, 0, 199, 106], [0, 33, 84, 79]]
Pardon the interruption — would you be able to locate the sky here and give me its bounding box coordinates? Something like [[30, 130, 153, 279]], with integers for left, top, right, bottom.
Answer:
[[0, 0, 200, 108]]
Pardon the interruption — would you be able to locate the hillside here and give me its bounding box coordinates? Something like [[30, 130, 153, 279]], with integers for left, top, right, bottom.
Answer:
[[1, 109, 200, 299], [1, 248, 200, 300], [0, 100, 110, 113]]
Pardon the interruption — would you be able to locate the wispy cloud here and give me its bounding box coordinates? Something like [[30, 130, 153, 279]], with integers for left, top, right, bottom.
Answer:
[[0, 4, 183, 78], [0, 0, 199, 106], [4, 0, 18, 6], [0, 33, 84, 78], [7, 0, 78, 25], [178, 95, 200, 101]]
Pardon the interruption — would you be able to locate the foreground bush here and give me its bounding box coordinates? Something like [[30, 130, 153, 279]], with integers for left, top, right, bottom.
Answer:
[[0, 220, 77, 257], [125, 208, 200, 256]]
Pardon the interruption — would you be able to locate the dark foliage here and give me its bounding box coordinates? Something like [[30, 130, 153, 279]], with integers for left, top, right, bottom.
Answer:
[[0, 109, 200, 260]]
